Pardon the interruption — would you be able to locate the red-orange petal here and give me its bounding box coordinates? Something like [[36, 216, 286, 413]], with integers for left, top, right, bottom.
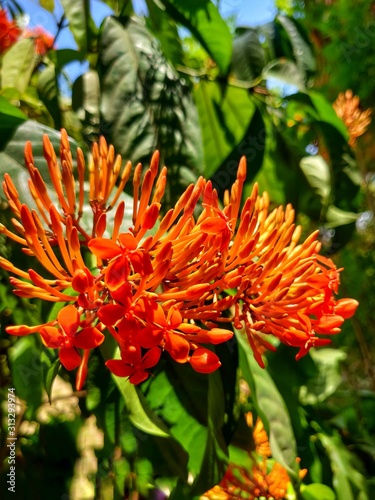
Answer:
[[97, 304, 125, 326], [106, 359, 134, 377], [164, 331, 190, 363], [40, 326, 65, 348], [335, 298, 359, 319], [118, 232, 137, 250], [142, 346, 161, 369], [189, 348, 221, 373], [88, 238, 121, 260], [137, 326, 164, 349], [57, 305, 80, 338], [73, 327, 105, 349], [59, 346, 81, 370]]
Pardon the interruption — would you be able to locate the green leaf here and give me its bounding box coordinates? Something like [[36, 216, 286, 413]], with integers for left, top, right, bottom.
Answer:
[[301, 483, 336, 500], [40, 0, 55, 11], [0, 96, 28, 126], [102, 0, 133, 17], [276, 15, 316, 76], [37, 65, 62, 129], [42, 356, 61, 403], [159, 0, 232, 74], [1, 38, 35, 93], [317, 430, 368, 500], [98, 16, 202, 197], [191, 369, 228, 495], [237, 331, 299, 479], [299, 348, 347, 405], [60, 0, 97, 54], [145, 0, 184, 66], [9, 336, 44, 419], [263, 59, 305, 90], [194, 80, 256, 177], [326, 205, 358, 227], [0, 121, 78, 205], [99, 341, 170, 437], [300, 155, 331, 207], [48, 48, 84, 71], [72, 69, 100, 142], [231, 28, 265, 83]]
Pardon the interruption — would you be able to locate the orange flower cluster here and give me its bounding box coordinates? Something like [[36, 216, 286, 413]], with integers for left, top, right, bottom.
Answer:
[[0, 8, 54, 56], [333, 89, 372, 147], [201, 412, 297, 500], [0, 130, 358, 388]]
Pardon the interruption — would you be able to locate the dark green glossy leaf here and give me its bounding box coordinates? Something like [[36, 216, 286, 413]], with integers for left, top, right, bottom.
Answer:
[[9, 336, 44, 419], [0, 121, 78, 205], [263, 58, 305, 90], [145, 0, 184, 66], [98, 16, 202, 199], [0, 96, 27, 126], [37, 65, 62, 129], [159, 0, 232, 74], [231, 28, 265, 83], [48, 48, 84, 70], [299, 348, 347, 405], [194, 81, 256, 177], [191, 369, 228, 495], [316, 430, 368, 500], [102, 0, 133, 17], [42, 356, 61, 404], [237, 331, 299, 479], [276, 15, 316, 77], [60, 0, 97, 54]]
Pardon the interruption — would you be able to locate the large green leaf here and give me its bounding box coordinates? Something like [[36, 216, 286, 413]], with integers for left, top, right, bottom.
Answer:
[[145, 0, 184, 67], [72, 69, 100, 142], [158, 0, 232, 75], [0, 121, 76, 205], [60, 0, 97, 54], [9, 336, 44, 420], [301, 483, 336, 500], [237, 331, 299, 479], [300, 155, 331, 208], [37, 65, 62, 130], [194, 80, 256, 178], [231, 28, 266, 83], [98, 16, 202, 195], [142, 357, 228, 495], [190, 369, 228, 495], [263, 59, 306, 90], [299, 348, 347, 405], [276, 15, 316, 78], [0, 96, 27, 127], [0, 38, 35, 93], [317, 430, 369, 500]]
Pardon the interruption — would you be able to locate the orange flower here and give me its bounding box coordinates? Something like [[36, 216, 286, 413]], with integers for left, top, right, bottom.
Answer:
[[0, 130, 358, 388], [0, 9, 21, 54], [24, 26, 54, 55], [202, 460, 290, 500], [333, 89, 371, 147]]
